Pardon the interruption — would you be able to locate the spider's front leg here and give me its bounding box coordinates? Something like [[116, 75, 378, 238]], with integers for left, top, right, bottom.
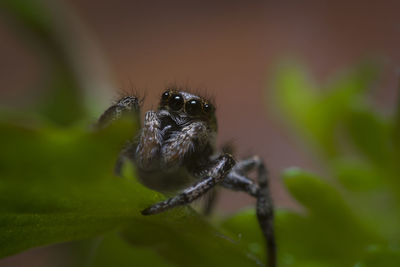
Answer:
[[96, 95, 142, 175], [222, 156, 276, 267], [96, 96, 140, 129], [141, 153, 235, 215]]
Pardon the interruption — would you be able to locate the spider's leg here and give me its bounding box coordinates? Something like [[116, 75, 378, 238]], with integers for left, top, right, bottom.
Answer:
[[96, 96, 140, 129], [221, 156, 276, 267], [231, 156, 261, 175], [199, 141, 234, 215], [95, 96, 141, 175], [202, 187, 219, 216], [141, 154, 235, 215], [255, 160, 276, 267], [114, 143, 137, 176]]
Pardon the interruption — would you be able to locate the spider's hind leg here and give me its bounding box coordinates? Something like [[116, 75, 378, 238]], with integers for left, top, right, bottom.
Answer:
[[221, 156, 276, 267], [202, 187, 219, 216]]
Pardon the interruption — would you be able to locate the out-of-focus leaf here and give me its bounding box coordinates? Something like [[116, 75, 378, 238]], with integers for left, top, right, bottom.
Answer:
[[0, 0, 52, 36], [273, 62, 380, 159], [283, 168, 363, 228], [272, 63, 318, 141], [334, 159, 383, 191], [220, 209, 265, 261], [222, 209, 339, 267], [122, 215, 260, 267], [345, 108, 393, 168], [91, 232, 175, 267], [273, 62, 342, 157], [360, 243, 400, 267], [273, 63, 318, 123], [0, 118, 138, 257], [322, 62, 379, 101], [1, 0, 90, 126], [271, 62, 400, 266], [282, 168, 381, 264]]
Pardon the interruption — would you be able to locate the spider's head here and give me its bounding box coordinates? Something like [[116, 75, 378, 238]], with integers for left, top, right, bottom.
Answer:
[[158, 89, 217, 131]]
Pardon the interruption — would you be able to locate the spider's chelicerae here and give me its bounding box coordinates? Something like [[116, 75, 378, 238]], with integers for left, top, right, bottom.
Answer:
[[97, 89, 276, 267]]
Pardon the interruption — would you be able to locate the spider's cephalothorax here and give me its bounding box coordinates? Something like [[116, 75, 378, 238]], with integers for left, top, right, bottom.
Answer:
[[97, 89, 276, 267]]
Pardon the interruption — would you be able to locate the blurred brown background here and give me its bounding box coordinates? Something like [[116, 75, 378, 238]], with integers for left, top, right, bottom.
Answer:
[[1, 0, 400, 210], [1, 2, 400, 264]]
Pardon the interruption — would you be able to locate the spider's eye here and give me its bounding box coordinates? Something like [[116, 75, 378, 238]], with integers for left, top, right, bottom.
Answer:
[[169, 93, 184, 111], [202, 102, 214, 114], [185, 99, 202, 116], [160, 90, 171, 106]]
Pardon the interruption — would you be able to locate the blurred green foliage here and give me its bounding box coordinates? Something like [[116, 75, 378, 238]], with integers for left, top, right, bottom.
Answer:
[[1, 0, 87, 125], [268, 62, 399, 266], [1, 0, 400, 266]]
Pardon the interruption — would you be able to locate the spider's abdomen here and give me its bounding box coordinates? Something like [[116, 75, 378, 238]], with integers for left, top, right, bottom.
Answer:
[[136, 167, 194, 193]]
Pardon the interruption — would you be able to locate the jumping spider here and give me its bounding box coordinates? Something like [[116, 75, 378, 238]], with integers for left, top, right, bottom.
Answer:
[[97, 89, 276, 267]]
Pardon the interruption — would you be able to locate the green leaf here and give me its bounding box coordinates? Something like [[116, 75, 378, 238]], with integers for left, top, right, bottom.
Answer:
[[273, 62, 380, 159], [220, 209, 266, 261], [0, 118, 261, 266], [345, 108, 393, 167], [222, 209, 337, 267], [282, 168, 381, 264], [122, 215, 261, 267], [91, 232, 176, 267], [334, 159, 383, 191], [0, 118, 139, 257], [360, 243, 400, 267]]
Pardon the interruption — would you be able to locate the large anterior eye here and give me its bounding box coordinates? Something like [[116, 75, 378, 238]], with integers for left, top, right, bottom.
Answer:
[[185, 99, 202, 116], [169, 93, 184, 111]]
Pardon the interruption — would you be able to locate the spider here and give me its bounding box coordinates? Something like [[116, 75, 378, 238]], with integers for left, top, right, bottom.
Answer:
[[97, 88, 276, 267]]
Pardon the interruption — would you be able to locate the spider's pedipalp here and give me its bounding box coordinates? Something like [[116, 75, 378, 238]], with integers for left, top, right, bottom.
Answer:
[[135, 111, 163, 171], [160, 121, 209, 169]]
